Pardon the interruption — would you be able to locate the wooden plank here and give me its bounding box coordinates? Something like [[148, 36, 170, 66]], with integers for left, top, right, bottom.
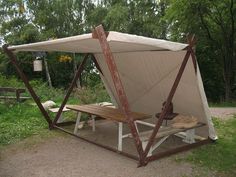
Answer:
[[0, 96, 30, 100], [85, 104, 150, 120], [49, 107, 70, 113], [138, 122, 205, 141], [69, 105, 150, 121], [66, 104, 151, 122], [67, 105, 130, 122], [0, 87, 25, 93]]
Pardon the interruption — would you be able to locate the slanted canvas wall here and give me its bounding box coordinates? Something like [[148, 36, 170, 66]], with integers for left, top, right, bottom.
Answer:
[[95, 50, 217, 140]]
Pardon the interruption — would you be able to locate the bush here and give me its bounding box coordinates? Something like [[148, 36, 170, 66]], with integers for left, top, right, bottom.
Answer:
[[74, 83, 111, 104]]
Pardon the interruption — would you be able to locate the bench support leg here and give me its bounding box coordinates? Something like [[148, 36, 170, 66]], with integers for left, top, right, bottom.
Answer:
[[57, 115, 64, 123], [91, 115, 96, 132], [118, 122, 123, 151], [183, 129, 195, 144], [142, 141, 152, 157], [74, 112, 81, 134]]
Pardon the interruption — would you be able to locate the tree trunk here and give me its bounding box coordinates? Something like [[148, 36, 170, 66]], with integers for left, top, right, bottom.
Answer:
[[224, 79, 232, 102], [73, 53, 81, 88], [44, 58, 52, 88]]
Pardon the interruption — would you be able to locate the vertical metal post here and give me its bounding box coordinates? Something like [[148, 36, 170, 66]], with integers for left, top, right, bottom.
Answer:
[[2, 44, 53, 129], [52, 54, 90, 125], [93, 25, 144, 162], [142, 36, 196, 164]]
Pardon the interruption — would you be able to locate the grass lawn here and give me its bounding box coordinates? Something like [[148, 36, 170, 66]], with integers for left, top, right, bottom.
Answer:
[[209, 101, 236, 107], [0, 102, 49, 145]]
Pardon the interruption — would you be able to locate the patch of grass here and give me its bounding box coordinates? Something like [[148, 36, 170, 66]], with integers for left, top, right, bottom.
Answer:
[[0, 75, 111, 146], [0, 102, 49, 146], [186, 117, 236, 175], [209, 101, 236, 107]]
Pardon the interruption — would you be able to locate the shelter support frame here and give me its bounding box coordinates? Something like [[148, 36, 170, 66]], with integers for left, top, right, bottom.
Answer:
[[3, 25, 213, 167], [92, 25, 210, 166]]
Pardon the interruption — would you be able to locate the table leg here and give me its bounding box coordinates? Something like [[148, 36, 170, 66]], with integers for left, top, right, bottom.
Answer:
[[91, 115, 96, 132], [57, 114, 63, 123], [134, 121, 139, 134], [118, 122, 123, 151], [141, 141, 153, 157], [183, 129, 195, 144], [74, 112, 81, 134]]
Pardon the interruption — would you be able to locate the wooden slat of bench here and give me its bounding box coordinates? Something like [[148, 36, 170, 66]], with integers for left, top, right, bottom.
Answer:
[[0, 87, 25, 93], [138, 122, 206, 141], [0, 96, 30, 100], [66, 104, 151, 122]]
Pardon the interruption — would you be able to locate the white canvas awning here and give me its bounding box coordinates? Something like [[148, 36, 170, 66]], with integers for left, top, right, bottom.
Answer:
[[8, 31, 188, 53], [7, 31, 217, 140]]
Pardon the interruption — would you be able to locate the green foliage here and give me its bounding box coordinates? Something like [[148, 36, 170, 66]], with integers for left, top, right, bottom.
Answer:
[[209, 101, 236, 107], [186, 118, 236, 174], [0, 74, 24, 88], [166, 0, 236, 101], [0, 102, 48, 145], [75, 83, 111, 104], [0, 0, 235, 102], [0, 73, 111, 146]]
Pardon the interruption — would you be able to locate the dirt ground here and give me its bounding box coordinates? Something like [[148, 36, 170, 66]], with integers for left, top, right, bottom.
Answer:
[[0, 108, 235, 177]]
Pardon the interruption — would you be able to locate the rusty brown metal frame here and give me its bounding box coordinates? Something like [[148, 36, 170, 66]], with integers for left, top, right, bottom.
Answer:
[[3, 25, 213, 167], [141, 36, 197, 165], [93, 25, 144, 162], [2, 47, 98, 128], [52, 54, 90, 125], [92, 25, 203, 166]]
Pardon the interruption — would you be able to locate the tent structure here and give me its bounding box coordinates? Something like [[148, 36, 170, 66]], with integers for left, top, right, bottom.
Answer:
[[3, 25, 217, 166]]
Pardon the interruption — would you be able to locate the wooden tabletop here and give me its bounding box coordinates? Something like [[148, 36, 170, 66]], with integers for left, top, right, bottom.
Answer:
[[66, 104, 151, 123]]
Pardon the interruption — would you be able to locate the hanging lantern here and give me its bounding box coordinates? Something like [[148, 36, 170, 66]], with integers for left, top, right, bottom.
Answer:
[[33, 52, 46, 72], [33, 59, 43, 71]]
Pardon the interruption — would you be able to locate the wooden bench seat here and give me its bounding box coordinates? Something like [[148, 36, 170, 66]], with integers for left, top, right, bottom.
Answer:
[[0, 87, 30, 102], [137, 122, 205, 141]]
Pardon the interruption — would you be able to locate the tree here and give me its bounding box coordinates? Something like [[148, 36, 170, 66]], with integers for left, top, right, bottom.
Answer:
[[166, 0, 236, 101]]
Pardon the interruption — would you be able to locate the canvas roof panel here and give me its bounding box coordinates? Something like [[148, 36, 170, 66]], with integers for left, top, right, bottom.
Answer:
[[8, 32, 188, 53]]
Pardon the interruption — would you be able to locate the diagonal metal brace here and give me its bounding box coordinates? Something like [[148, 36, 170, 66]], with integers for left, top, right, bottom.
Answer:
[[141, 36, 197, 165], [52, 54, 90, 125], [2, 44, 53, 129]]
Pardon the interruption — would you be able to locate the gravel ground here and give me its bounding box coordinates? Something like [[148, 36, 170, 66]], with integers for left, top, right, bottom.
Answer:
[[0, 107, 234, 177], [0, 134, 214, 177], [210, 107, 236, 119]]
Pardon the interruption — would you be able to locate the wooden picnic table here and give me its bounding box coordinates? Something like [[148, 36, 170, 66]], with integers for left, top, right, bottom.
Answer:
[[66, 104, 152, 151], [66, 104, 151, 123]]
